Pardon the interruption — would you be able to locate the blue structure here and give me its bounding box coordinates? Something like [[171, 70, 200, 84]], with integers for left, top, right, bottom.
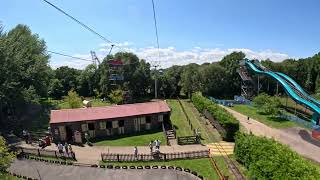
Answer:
[[244, 59, 320, 127]]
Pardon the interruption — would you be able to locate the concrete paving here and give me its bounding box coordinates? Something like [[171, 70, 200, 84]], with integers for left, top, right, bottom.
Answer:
[[222, 106, 320, 163], [8, 159, 199, 180]]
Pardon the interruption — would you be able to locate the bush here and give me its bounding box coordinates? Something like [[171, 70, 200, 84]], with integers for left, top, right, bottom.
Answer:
[[253, 93, 281, 116], [191, 92, 239, 141], [234, 133, 320, 179]]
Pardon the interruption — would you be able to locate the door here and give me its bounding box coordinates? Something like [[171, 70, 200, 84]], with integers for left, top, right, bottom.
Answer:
[[134, 118, 141, 132], [88, 123, 95, 138], [59, 126, 66, 141]]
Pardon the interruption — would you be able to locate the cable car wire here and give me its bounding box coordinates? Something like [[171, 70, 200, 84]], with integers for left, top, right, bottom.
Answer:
[[47, 50, 92, 62], [42, 0, 125, 52]]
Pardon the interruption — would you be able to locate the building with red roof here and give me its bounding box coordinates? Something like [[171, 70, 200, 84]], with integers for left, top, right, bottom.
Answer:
[[49, 101, 171, 143]]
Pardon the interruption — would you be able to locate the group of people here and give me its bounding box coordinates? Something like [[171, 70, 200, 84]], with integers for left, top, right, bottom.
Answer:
[[57, 142, 76, 160], [149, 139, 161, 153]]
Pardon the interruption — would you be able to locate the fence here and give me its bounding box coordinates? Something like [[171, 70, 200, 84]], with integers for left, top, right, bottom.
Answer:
[[177, 99, 194, 132], [279, 113, 314, 129], [101, 150, 209, 162], [177, 136, 200, 145], [208, 96, 251, 106], [162, 123, 169, 145], [18, 147, 73, 159]]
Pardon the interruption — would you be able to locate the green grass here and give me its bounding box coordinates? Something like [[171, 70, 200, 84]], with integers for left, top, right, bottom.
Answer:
[[93, 129, 166, 146], [180, 100, 221, 143], [166, 100, 194, 137], [46, 97, 110, 109], [212, 156, 233, 179], [0, 173, 22, 180], [231, 105, 298, 128], [101, 158, 219, 180]]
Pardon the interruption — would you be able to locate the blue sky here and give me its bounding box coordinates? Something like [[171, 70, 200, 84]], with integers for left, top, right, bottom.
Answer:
[[1, 0, 320, 68]]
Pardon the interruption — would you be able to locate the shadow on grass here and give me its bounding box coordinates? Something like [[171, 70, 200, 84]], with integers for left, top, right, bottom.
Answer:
[[90, 128, 163, 143], [267, 116, 290, 123]]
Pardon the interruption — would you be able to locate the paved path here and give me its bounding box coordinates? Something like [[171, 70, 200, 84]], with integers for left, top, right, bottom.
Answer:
[[222, 106, 320, 163], [207, 141, 234, 156], [19, 143, 208, 164], [8, 159, 198, 180]]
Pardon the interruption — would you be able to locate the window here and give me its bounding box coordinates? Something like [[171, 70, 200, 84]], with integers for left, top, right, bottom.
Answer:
[[112, 121, 119, 128], [119, 120, 124, 127], [146, 116, 151, 124], [88, 123, 95, 130], [106, 121, 112, 129], [54, 129, 59, 135], [99, 122, 106, 130], [81, 124, 88, 132], [159, 114, 163, 122], [140, 117, 146, 124]]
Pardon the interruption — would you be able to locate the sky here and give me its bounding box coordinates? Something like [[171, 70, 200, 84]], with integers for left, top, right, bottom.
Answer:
[[1, 0, 320, 69]]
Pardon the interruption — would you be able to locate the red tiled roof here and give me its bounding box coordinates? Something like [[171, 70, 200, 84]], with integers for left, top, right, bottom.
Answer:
[[50, 101, 170, 124]]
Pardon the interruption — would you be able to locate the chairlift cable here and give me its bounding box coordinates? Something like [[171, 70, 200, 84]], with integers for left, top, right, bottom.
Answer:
[[47, 50, 92, 62]]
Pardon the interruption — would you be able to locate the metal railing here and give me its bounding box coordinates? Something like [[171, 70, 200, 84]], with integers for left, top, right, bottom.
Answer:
[[101, 150, 209, 162]]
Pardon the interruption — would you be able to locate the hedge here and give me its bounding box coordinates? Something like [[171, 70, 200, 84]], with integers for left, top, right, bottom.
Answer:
[[234, 133, 320, 179], [191, 92, 239, 141]]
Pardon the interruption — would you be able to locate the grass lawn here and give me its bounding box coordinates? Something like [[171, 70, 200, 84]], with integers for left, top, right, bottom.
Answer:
[[93, 129, 166, 146], [212, 156, 233, 179], [231, 105, 298, 128], [0, 173, 22, 180], [167, 100, 194, 137], [180, 100, 221, 143], [46, 97, 110, 109], [101, 158, 220, 180]]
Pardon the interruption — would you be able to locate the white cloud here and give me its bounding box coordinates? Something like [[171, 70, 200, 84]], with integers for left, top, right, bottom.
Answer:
[[50, 43, 290, 69]]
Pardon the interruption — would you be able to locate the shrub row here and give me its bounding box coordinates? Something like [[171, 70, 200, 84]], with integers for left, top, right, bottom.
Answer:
[[234, 133, 320, 179], [191, 92, 239, 141]]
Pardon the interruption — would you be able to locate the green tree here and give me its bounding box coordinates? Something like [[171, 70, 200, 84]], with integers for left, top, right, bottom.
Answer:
[[219, 51, 245, 97], [78, 64, 98, 97], [253, 93, 281, 116], [200, 63, 228, 97], [315, 74, 320, 95], [0, 136, 14, 172], [180, 63, 202, 98], [0, 24, 50, 127], [64, 89, 82, 108], [55, 66, 81, 96], [108, 89, 124, 105], [48, 79, 64, 99]]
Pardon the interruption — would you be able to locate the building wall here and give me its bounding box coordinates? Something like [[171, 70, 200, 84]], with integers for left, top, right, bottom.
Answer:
[[50, 112, 169, 143]]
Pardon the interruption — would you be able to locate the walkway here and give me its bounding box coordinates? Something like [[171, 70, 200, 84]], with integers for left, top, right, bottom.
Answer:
[[8, 159, 198, 180], [222, 105, 320, 163], [207, 141, 234, 156], [19, 143, 208, 164]]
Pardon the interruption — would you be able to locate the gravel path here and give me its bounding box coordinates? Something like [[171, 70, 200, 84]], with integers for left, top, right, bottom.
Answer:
[[222, 106, 320, 163], [8, 159, 198, 180]]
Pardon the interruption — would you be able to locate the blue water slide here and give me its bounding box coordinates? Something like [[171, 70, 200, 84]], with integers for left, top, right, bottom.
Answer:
[[275, 72, 320, 107], [245, 60, 320, 123]]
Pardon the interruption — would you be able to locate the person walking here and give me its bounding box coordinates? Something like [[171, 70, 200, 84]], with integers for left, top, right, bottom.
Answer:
[[155, 139, 161, 150], [22, 130, 27, 143], [149, 140, 153, 153], [64, 143, 69, 156], [85, 132, 90, 145], [247, 116, 250, 123], [134, 146, 138, 159], [57, 142, 64, 156]]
